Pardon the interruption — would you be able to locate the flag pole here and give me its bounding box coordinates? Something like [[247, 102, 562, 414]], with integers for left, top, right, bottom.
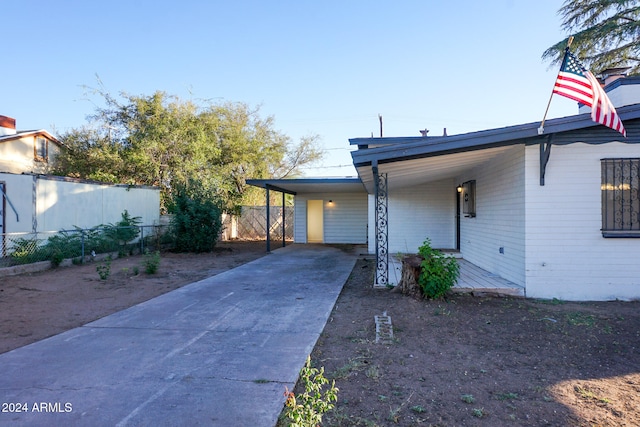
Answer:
[[538, 36, 574, 135]]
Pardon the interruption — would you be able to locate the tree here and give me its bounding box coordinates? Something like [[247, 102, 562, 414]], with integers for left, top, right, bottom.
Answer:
[[53, 89, 323, 212], [543, 0, 640, 74]]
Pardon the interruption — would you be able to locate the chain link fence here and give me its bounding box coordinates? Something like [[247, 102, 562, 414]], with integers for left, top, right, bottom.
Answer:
[[2, 207, 293, 269], [0, 225, 168, 268]]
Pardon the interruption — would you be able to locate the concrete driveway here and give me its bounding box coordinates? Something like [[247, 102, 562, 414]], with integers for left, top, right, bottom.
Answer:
[[0, 244, 357, 427]]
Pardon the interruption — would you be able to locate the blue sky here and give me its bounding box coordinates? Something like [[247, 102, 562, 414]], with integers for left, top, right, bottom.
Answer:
[[2, 0, 576, 177]]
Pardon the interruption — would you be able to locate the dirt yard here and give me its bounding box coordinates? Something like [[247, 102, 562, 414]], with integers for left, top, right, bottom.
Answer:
[[307, 258, 640, 427], [1, 244, 639, 426], [0, 240, 269, 354]]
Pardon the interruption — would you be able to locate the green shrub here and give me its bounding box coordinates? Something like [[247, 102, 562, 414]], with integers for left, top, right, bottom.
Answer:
[[50, 250, 65, 267], [168, 185, 223, 253], [104, 210, 142, 255], [283, 356, 338, 427], [418, 238, 460, 299], [143, 250, 161, 274], [97, 256, 112, 280], [8, 237, 48, 264]]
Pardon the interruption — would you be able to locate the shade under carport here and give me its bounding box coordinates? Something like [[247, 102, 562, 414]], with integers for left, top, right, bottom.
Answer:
[[245, 177, 366, 251]]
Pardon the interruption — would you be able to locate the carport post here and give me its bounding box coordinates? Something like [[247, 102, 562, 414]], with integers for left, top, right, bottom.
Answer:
[[266, 186, 271, 252], [282, 191, 286, 248]]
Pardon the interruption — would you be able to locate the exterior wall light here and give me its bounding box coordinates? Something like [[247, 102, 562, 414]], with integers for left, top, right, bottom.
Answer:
[[456, 185, 463, 193]]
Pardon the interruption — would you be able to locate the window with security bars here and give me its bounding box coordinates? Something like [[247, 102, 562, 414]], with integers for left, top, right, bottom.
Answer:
[[601, 158, 640, 237]]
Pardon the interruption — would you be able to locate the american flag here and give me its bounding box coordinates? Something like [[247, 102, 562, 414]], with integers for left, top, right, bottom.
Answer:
[[553, 50, 626, 137]]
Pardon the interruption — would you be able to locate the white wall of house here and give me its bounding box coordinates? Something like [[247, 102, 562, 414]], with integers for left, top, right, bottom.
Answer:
[[1, 173, 160, 234], [524, 141, 640, 301], [458, 146, 526, 287], [294, 192, 367, 244], [372, 179, 456, 255]]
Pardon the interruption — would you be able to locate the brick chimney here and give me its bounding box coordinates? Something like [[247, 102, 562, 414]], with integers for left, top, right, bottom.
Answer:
[[0, 115, 17, 136]]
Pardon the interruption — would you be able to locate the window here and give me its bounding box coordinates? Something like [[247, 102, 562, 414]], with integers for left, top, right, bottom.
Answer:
[[601, 158, 640, 237], [34, 136, 48, 162]]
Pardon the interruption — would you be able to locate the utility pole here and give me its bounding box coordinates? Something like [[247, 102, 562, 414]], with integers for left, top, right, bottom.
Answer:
[[378, 114, 383, 137]]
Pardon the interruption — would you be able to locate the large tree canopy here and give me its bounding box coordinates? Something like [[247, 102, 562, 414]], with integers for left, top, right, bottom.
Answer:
[[54, 90, 323, 212], [543, 0, 640, 74]]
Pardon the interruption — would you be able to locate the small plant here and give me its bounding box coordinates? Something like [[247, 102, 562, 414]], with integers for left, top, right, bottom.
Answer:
[[410, 405, 426, 413], [497, 392, 519, 401], [566, 312, 596, 327], [418, 238, 460, 299], [143, 250, 161, 274], [461, 394, 475, 404], [388, 406, 401, 423], [472, 407, 485, 418], [283, 356, 338, 427], [133, 266, 140, 275], [97, 256, 112, 280], [50, 250, 64, 267], [365, 365, 380, 380]]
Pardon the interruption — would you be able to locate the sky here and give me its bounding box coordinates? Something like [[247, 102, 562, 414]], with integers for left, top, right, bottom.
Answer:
[[2, 0, 577, 177]]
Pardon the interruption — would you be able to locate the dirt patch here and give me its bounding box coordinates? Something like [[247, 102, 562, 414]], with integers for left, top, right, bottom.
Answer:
[[302, 258, 640, 427], [2, 248, 639, 426], [0, 240, 269, 354]]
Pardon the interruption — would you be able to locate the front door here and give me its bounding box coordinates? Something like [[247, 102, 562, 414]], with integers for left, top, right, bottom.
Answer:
[[307, 200, 324, 243]]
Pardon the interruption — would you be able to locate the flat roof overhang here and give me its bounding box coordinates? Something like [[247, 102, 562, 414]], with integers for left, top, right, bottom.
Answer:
[[350, 105, 640, 192], [246, 177, 367, 194]]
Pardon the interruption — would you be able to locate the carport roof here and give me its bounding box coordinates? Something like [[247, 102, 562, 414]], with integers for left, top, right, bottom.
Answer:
[[246, 177, 366, 194]]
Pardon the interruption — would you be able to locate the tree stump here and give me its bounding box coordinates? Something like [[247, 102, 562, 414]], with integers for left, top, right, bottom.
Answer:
[[395, 255, 424, 299]]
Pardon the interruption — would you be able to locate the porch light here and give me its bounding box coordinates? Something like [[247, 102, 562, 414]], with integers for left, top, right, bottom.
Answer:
[[456, 185, 463, 193]]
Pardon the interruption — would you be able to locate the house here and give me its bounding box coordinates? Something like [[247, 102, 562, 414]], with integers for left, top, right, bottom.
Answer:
[[248, 74, 640, 302], [0, 115, 62, 174], [0, 115, 160, 239]]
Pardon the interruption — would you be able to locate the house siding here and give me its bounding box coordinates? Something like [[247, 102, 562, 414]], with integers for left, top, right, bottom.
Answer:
[[380, 179, 456, 254], [524, 142, 640, 301], [0, 136, 60, 174], [294, 192, 367, 244], [458, 146, 526, 287]]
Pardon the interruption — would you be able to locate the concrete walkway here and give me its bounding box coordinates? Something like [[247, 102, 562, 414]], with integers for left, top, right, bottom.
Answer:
[[0, 244, 357, 427]]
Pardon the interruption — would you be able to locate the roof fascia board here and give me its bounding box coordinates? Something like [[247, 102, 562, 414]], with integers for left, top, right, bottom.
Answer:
[[0, 130, 63, 146], [351, 104, 640, 166]]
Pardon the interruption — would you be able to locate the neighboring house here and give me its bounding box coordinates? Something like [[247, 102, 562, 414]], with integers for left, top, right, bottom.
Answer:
[[0, 115, 62, 174], [249, 75, 640, 301], [0, 115, 160, 239]]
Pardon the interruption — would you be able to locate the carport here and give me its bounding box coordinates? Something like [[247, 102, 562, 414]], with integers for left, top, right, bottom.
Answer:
[[246, 178, 368, 251]]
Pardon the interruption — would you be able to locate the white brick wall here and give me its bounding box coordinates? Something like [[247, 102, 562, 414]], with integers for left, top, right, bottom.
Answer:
[[458, 146, 526, 286], [524, 142, 640, 300]]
